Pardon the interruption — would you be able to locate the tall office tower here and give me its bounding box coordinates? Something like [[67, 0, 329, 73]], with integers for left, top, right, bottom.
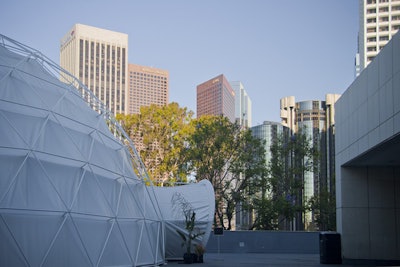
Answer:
[[280, 96, 296, 132], [230, 81, 252, 128], [359, 0, 400, 71], [128, 64, 169, 114], [279, 94, 340, 230], [234, 121, 289, 230], [196, 74, 235, 123], [60, 24, 128, 115], [325, 94, 341, 194]]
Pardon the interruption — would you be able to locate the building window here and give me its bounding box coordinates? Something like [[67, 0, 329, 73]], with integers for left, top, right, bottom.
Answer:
[[379, 6, 389, 12], [367, 36, 377, 42], [367, 18, 377, 23], [379, 35, 389, 41], [392, 15, 400, 21], [367, 8, 376, 14], [379, 16, 389, 22], [367, 46, 377, 51], [379, 26, 389, 31], [367, 27, 376, 33]]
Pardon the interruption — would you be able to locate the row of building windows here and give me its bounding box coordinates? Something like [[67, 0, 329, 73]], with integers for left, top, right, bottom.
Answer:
[[367, 5, 400, 13], [368, 24, 400, 32], [130, 72, 167, 80], [367, 15, 400, 23], [367, 0, 400, 4], [367, 35, 390, 42], [130, 76, 168, 82]]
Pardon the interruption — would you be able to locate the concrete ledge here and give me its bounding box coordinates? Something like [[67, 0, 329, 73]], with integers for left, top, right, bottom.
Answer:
[[205, 231, 320, 254]]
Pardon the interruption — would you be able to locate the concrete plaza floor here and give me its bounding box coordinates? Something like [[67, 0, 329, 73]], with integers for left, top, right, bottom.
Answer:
[[164, 253, 345, 267]]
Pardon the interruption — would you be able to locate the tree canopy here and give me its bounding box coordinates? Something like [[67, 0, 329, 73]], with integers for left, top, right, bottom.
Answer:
[[184, 115, 267, 229], [117, 102, 193, 186]]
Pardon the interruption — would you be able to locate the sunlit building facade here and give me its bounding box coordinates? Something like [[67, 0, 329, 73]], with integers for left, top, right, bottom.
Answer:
[[196, 74, 235, 122], [230, 81, 252, 128], [359, 0, 400, 72], [60, 24, 128, 115], [280, 94, 340, 230], [128, 64, 169, 114]]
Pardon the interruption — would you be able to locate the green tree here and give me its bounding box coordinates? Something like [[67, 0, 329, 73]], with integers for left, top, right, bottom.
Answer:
[[184, 115, 267, 229], [245, 164, 278, 230], [268, 128, 317, 230], [117, 102, 193, 186], [308, 186, 336, 231]]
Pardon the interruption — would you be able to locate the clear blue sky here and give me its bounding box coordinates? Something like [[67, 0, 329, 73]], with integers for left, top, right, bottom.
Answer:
[[1, 0, 359, 126]]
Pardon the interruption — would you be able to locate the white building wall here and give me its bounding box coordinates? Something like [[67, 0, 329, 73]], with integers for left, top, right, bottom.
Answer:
[[335, 31, 400, 263]]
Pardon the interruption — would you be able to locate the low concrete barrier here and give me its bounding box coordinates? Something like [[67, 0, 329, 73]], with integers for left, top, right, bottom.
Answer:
[[205, 231, 319, 254]]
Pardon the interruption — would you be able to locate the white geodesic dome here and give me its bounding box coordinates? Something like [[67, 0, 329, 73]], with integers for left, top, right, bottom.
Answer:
[[0, 34, 165, 267], [0, 34, 215, 267]]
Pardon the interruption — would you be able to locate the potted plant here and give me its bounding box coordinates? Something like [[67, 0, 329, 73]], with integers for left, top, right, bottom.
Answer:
[[173, 193, 205, 264], [195, 244, 205, 263], [177, 210, 204, 263]]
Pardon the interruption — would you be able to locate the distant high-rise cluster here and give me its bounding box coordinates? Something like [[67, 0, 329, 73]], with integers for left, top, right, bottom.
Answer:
[[60, 24, 169, 115], [356, 0, 400, 75], [59, 21, 350, 232]]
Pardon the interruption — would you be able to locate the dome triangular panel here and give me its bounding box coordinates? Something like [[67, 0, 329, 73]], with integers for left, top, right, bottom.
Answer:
[[97, 220, 133, 266], [1, 211, 65, 267], [71, 214, 112, 265], [41, 215, 92, 267], [70, 167, 114, 217], [0, 214, 28, 267], [1, 155, 66, 211]]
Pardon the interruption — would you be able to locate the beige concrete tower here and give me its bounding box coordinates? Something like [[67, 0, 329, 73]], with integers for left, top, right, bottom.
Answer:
[[60, 24, 128, 115]]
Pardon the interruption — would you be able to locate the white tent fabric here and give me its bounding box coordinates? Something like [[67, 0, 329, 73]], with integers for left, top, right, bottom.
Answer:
[[154, 180, 215, 259], [0, 34, 214, 267], [0, 35, 214, 266], [0, 35, 165, 267]]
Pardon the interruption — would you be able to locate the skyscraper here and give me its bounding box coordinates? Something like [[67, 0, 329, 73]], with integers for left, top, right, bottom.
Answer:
[[235, 121, 289, 230], [230, 81, 252, 128], [358, 0, 400, 72], [128, 64, 169, 114], [196, 74, 235, 122], [280, 94, 340, 230], [60, 24, 128, 115]]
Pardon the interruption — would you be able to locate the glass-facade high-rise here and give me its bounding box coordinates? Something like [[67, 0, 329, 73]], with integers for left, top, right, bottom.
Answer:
[[295, 100, 326, 229], [280, 94, 340, 230], [230, 81, 252, 128], [235, 121, 288, 230]]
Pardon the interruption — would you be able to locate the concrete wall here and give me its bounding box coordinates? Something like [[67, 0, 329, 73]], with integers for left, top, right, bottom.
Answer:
[[335, 31, 400, 264], [205, 231, 319, 254]]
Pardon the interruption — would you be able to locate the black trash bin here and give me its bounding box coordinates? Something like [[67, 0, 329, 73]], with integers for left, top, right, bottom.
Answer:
[[320, 232, 342, 264]]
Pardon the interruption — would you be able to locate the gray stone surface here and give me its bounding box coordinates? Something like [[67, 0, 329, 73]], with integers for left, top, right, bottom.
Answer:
[[164, 253, 344, 267]]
